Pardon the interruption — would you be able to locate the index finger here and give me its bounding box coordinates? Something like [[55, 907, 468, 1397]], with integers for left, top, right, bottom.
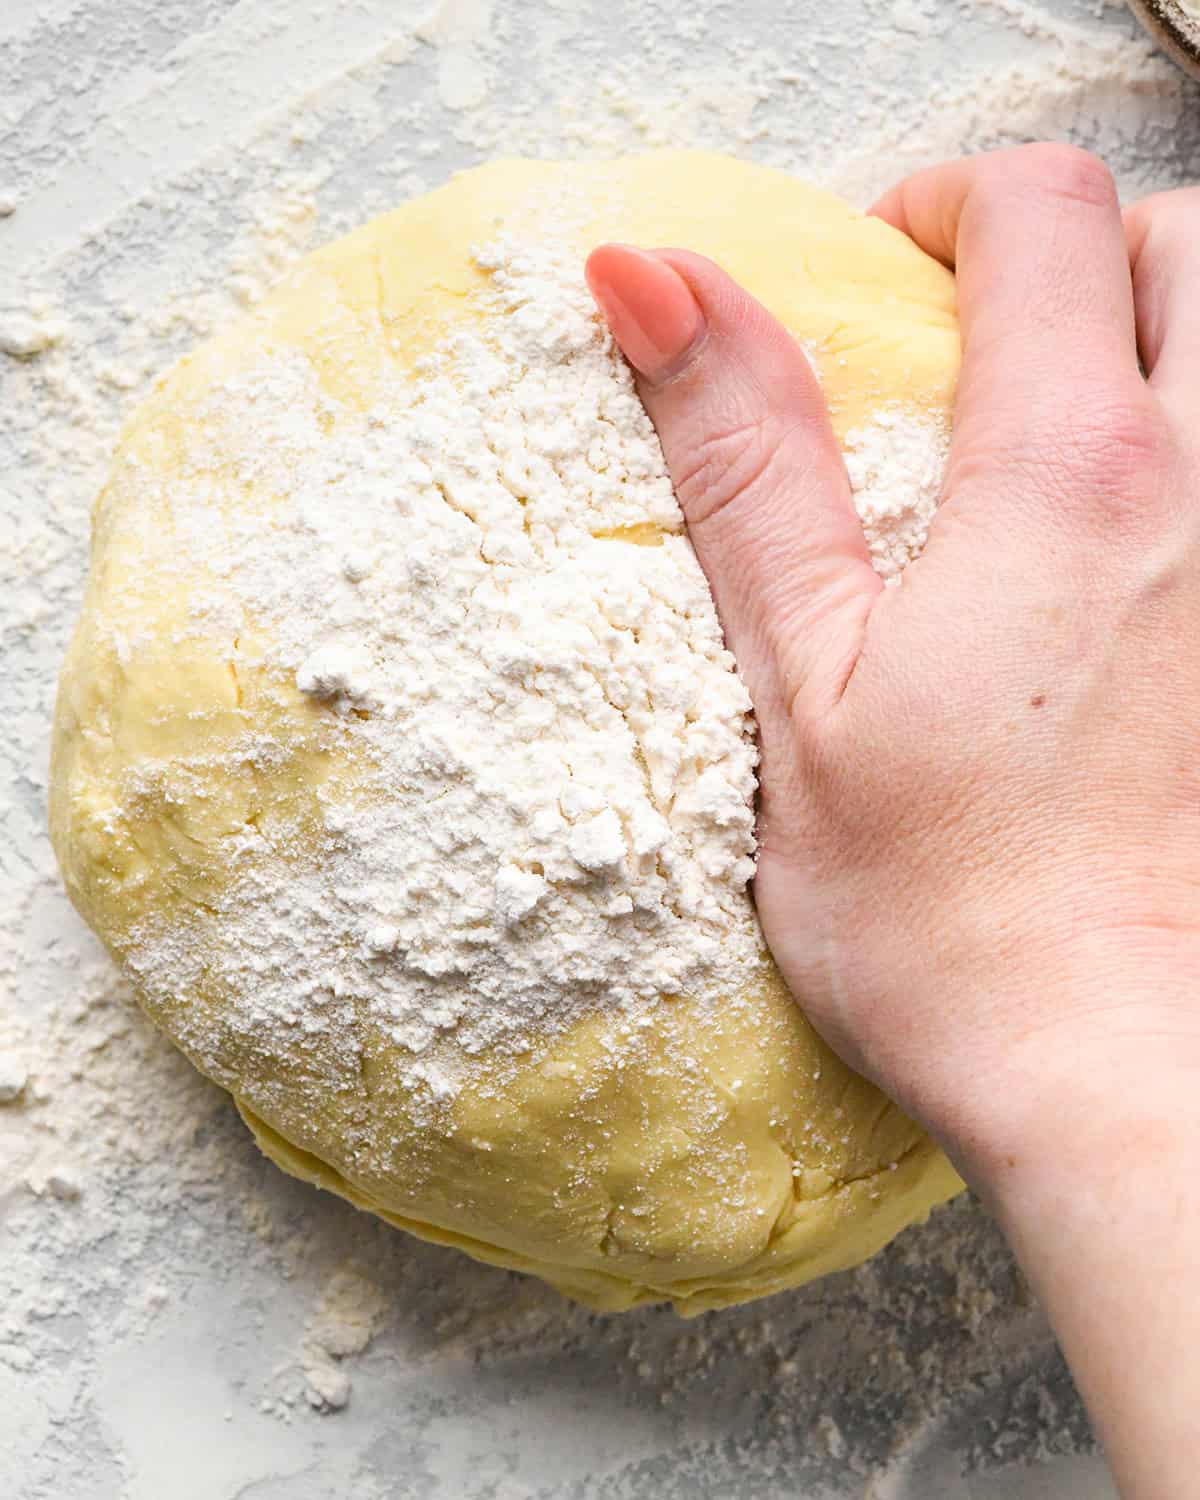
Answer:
[[872, 146, 1151, 527]]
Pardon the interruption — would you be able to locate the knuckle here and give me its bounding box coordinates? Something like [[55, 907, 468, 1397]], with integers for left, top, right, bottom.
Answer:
[[1010, 142, 1117, 211], [1073, 388, 1164, 468], [1137, 185, 1200, 228], [1045, 390, 1173, 523], [952, 383, 1174, 531], [1130, 187, 1200, 263]]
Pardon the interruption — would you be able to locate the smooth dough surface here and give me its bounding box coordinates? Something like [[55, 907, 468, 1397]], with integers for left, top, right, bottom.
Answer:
[[51, 153, 963, 1314]]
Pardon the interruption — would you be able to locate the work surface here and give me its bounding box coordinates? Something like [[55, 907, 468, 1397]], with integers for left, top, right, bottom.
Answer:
[[2, 1, 1197, 1496]]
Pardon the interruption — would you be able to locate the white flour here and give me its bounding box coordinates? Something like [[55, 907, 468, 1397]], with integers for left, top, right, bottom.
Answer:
[[299, 1268, 388, 1411], [845, 406, 948, 583], [2, 0, 1194, 1496]]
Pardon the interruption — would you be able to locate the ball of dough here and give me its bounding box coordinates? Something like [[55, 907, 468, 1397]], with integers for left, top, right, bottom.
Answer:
[[50, 152, 963, 1314]]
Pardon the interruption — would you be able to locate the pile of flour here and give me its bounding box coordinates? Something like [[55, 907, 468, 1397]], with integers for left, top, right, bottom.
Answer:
[[120, 232, 944, 1105]]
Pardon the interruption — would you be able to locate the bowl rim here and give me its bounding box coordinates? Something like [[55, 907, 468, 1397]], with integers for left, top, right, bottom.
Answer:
[[1125, 0, 1200, 79]]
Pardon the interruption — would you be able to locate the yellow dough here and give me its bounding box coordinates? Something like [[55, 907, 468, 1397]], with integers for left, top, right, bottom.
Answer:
[[50, 153, 963, 1314]]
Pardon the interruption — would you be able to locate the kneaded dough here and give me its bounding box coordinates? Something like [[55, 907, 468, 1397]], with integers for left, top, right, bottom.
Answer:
[[51, 152, 963, 1314]]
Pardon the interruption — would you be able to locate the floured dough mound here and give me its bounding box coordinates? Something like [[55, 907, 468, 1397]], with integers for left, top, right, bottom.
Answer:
[[50, 152, 963, 1314]]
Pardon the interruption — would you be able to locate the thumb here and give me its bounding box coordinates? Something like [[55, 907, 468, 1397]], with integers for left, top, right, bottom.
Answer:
[[585, 244, 881, 728]]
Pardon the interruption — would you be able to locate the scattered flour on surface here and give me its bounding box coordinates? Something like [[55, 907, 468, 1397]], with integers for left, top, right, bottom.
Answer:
[[0, 309, 62, 359]]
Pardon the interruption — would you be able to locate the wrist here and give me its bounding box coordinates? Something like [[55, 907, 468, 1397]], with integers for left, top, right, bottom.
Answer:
[[960, 1053, 1200, 1500], [909, 932, 1200, 1207], [952, 1035, 1200, 1225]]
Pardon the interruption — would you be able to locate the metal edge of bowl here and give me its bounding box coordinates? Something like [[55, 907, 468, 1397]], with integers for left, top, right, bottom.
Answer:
[[1126, 0, 1200, 80]]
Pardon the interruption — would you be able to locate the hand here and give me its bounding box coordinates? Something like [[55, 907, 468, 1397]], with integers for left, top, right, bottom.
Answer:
[[587, 145, 1200, 1500]]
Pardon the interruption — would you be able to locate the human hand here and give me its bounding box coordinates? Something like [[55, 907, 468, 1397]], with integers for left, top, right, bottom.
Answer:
[[587, 145, 1200, 1498], [587, 144, 1200, 1177]]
